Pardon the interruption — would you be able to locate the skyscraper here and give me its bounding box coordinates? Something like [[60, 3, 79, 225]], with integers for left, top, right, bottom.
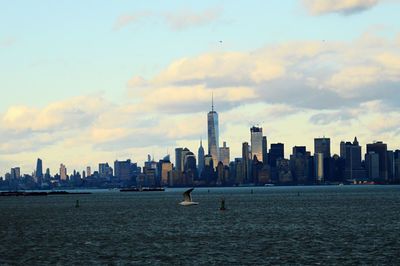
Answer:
[[114, 159, 138, 183], [60, 164, 67, 180], [86, 166, 91, 177], [269, 143, 284, 168], [314, 153, 324, 183], [250, 126, 263, 162], [262, 136, 268, 165], [10, 167, 21, 180], [219, 141, 230, 166], [198, 140, 205, 176], [207, 95, 219, 168], [342, 137, 364, 180], [242, 142, 251, 183], [314, 137, 331, 180], [314, 137, 331, 158], [175, 148, 183, 172], [365, 152, 380, 180], [366, 141, 388, 180], [36, 158, 43, 180]]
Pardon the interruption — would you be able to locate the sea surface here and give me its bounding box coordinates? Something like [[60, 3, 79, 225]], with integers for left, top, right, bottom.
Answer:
[[1, 186, 400, 265]]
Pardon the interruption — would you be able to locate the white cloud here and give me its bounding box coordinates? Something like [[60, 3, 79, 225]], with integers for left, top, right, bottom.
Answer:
[[303, 0, 382, 15], [163, 7, 222, 30]]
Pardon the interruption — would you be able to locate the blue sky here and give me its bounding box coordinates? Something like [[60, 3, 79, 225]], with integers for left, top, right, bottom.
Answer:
[[1, 0, 400, 175]]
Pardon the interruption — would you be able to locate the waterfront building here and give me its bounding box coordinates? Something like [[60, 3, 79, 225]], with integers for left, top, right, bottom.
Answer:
[[314, 153, 324, 183], [366, 141, 388, 180], [114, 159, 139, 184], [242, 142, 251, 183], [394, 150, 400, 182], [277, 158, 293, 184], [314, 137, 331, 180], [99, 163, 113, 179], [290, 146, 312, 184], [159, 157, 173, 186], [365, 152, 380, 180], [341, 137, 364, 180], [387, 150, 395, 181]]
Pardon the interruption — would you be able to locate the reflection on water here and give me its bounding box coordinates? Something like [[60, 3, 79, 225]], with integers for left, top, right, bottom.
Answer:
[[1, 186, 400, 265]]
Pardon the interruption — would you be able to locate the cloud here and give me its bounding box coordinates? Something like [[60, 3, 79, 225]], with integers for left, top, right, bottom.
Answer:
[[128, 33, 400, 114], [113, 12, 151, 31], [3, 32, 400, 175], [303, 0, 382, 15], [163, 7, 222, 30], [0, 37, 16, 48], [113, 7, 221, 32]]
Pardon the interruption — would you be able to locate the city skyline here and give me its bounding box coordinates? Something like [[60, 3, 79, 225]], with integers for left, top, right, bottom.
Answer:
[[1, 0, 400, 176]]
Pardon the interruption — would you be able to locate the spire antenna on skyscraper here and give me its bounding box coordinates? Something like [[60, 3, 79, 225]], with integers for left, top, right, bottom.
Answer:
[[211, 91, 214, 112]]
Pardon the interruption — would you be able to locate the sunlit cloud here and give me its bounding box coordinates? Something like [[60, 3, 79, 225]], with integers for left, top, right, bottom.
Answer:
[[303, 0, 382, 15]]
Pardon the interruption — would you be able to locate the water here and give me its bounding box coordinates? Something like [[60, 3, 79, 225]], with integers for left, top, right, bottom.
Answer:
[[1, 186, 400, 265]]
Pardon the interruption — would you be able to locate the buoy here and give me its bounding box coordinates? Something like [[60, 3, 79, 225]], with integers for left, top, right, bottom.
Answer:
[[75, 200, 80, 208], [220, 197, 226, 211]]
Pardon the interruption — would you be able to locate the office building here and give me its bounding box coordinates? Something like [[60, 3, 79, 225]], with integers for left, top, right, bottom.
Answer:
[[314, 137, 331, 158], [269, 143, 284, 168], [250, 126, 263, 162], [207, 96, 220, 168], [341, 137, 364, 180], [10, 167, 21, 180], [366, 141, 388, 180], [365, 152, 380, 180], [114, 159, 138, 182], [262, 136, 268, 165], [198, 140, 205, 176], [242, 142, 251, 183], [314, 153, 324, 183], [99, 163, 113, 179], [175, 148, 183, 172], [60, 164, 67, 181], [36, 158, 43, 180], [219, 141, 230, 166], [86, 166, 91, 177]]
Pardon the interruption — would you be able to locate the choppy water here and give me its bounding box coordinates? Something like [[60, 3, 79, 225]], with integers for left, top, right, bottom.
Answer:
[[1, 186, 400, 265]]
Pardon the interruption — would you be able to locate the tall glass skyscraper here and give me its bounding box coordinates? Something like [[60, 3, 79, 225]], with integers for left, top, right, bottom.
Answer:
[[36, 158, 43, 179], [198, 140, 205, 176], [250, 126, 263, 162], [207, 96, 219, 168]]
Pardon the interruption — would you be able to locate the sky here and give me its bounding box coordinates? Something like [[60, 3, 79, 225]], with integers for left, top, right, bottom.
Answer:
[[1, 0, 400, 176]]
